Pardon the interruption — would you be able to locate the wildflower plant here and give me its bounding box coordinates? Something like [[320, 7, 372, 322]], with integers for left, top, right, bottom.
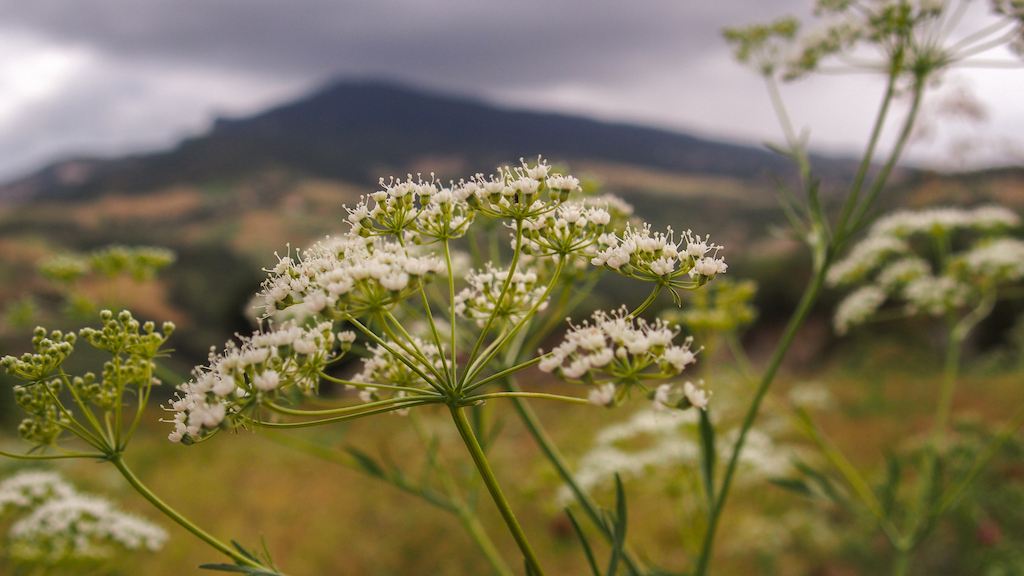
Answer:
[[3, 159, 722, 576], [0, 470, 167, 573], [0, 0, 1021, 574]]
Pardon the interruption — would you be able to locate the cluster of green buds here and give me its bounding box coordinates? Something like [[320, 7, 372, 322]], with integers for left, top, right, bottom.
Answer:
[[39, 245, 176, 284], [663, 279, 759, 334], [1, 310, 175, 452]]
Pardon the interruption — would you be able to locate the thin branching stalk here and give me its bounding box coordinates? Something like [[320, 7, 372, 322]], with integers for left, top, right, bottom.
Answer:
[[449, 405, 546, 576], [110, 456, 272, 572]]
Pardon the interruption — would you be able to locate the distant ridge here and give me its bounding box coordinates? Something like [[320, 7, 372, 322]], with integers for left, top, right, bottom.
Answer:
[[0, 79, 856, 202]]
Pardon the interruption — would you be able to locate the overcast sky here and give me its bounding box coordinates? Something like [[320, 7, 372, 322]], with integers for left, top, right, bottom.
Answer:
[[0, 0, 1021, 182]]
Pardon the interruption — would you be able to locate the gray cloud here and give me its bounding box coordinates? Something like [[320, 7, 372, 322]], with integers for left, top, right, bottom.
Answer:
[[0, 0, 1018, 180], [0, 0, 806, 88]]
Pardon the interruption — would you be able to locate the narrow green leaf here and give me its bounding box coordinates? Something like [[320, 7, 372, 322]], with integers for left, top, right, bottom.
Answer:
[[230, 541, 260, 563], [698, 409, 716, 507], [769, 477, 813, 497], [344, 446, 386, 479], [792, 460, 847, 505], [566, 509, 602, 576], [198, 564, 281, 575], [880, 450, 902, 518], [606, 474, 628, 576]]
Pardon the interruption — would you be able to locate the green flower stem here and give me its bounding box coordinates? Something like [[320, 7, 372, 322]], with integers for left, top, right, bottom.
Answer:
[[462, 328, 511, 389], [379, 311, 450, 387], [121, 366, 156, 450], [834, 70, 897, 240], [109, 456, 270, 572], [462, 357, 543, 394], [406, 415, 516, 576], [462, 391, 589, 406], [792, 408, 902, 544], [416, 279, 453, 383], [0, 449, 105, 460], [256, 399, 444, 429], [113, 357, 125, 451], [449, 405, 546, 576], [444, 239, 459, 380], [694, 262, 829, 576], [764, 73, 810, 184], [460, 221, 526, 389], [936, 400, 1024, 516], [347, 317, 447, 393], [894, 295, 995, 574], [629, 285, 662, 318], [43, 375, 111, 453], [265, 394, 440, 417], [461, 257, 566, 388], [316, 370, 430, 395], [849, 80, 924, 231], [505, 379, 644, 576]]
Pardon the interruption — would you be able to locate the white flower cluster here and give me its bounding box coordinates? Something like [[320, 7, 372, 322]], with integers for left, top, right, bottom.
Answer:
[[0, 470, 166, 565], [10, 494, 168, 561], [540, 307, 699, 406], [520, 201, 611, 257], [591, 224, 727, 286], [0, 471, 75, 513], [954, 238, 1024, 286], [344, 158, 583, 243], [869, 205, 1020, 239], [166, 321, 351, 442], [454, 264, 549, 327], [830, 205, 1023, 334], [346, 174, 476, 241], [652, 381, 712, 412], [557, 408, 795, 505], [258, 234, 445, 319]]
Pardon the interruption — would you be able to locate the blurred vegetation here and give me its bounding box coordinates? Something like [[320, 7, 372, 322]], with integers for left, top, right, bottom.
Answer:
[[1, 160, 1023, 574]]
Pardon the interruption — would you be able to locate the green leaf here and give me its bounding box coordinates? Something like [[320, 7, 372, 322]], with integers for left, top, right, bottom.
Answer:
[[606, 474, 628, 576], [792, 460, 848, 506], [697, 408, 716, 507], [880, 450, 902, 518], [769, 477, 814, 497], [198, 564, 282, 575], [344, 446, 386, 479], [230, 541, 260, 563], [566, 509, 602, 576]]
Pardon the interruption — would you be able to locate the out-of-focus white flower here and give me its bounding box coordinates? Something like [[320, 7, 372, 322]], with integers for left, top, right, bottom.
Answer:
[[588, 383, 617, 407], [833, 285, 887, 335], [0, 471, 167, 565], [454, 263, 549, 328], [827, 236, 909, 286], [9, 493, 168, 559], [683, 381, 711, 410], [0, 471, 75, 513]]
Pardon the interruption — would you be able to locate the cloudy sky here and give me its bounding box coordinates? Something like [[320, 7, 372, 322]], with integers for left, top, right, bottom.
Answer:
[[0, 0, 1021, 182]]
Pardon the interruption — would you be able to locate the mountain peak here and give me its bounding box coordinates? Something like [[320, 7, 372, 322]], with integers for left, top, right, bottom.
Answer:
[[0, 78, 835, 203]]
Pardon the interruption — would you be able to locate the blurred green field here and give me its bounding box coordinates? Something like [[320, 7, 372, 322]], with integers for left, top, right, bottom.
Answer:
[[1, 335, 1020, 575]]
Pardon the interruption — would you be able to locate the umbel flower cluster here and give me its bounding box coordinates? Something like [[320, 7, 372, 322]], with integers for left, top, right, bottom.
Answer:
[[538, 307, 700, 408], [0, 470, 166, 566], [166, 158, 726, 443], [829, 205, 1024, 334]]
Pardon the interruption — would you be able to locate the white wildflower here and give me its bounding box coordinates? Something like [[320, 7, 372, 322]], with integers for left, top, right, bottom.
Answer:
[[833, 285, 887, 335]]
